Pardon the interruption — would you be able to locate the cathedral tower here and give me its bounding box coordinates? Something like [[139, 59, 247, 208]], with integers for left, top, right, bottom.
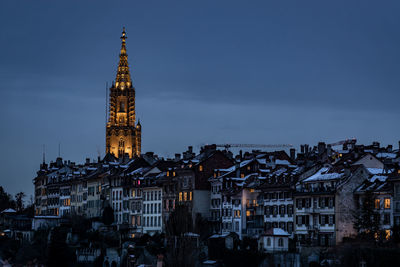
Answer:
[[106, 28, 141, 158]]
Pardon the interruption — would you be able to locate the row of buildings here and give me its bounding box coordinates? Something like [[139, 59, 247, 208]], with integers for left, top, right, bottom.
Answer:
[[33, 140, 400, 250], [28, 29, 400, 253]]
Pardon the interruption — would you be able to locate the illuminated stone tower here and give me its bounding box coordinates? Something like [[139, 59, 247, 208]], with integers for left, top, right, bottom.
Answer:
[[106, 28, 141, 158]]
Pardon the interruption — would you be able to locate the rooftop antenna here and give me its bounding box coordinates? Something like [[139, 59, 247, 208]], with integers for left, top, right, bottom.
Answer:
[[96, 145, 101, 159], [42, 144, 46, 164], [106, 82, 109, 153], [106, 82, 108, 126], [58, 142, 61, 158]]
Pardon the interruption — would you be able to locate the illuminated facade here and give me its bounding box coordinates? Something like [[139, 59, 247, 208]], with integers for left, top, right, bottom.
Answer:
[[106, 28, 141, 158]]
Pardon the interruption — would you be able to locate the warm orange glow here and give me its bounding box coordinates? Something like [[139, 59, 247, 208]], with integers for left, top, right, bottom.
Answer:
[[184, 192, 187, 201], [385, 230, 391, 240], [179, 192, 182, 202], [241, 173, 245, 178], [189, 191, 192, 201], [246, 210, 251, 217], [199, 165, 203, 172], [375, 199, 380, 209], [384, 198, 391, 209]]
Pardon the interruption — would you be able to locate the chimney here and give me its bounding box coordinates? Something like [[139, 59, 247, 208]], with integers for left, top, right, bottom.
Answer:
[[327, 145, 332, 156], [174, 153, 181, 161], [56, 157, 63, 167], [290, 148, 296, 161], [300, 145, 305, 154], [188, 146, 193, 154], [387, 145, 393, 152], [304, 144, 309, 154], [235, 159, 240, 177], [239, 150, 243, 161], [318, 142, 326, 155], [86, 158, 90, 165], [343, 143, 348, 151]]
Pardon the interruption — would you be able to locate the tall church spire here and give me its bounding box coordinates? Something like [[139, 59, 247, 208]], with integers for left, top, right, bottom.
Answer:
[[106, 28, 141, 159], [115, 27, 132, 90]]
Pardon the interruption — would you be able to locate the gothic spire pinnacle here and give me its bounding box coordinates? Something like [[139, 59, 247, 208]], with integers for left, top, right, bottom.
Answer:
[[115, 27, 131, 89]]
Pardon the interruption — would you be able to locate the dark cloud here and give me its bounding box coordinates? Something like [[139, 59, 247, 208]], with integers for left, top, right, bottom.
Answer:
[[1, 0, 400, 195]]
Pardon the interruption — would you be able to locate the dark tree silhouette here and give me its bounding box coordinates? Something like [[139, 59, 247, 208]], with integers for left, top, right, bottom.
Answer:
[[353, 190, 381, 241], [165, 204, 193, 236], [102, 206, 114, 226], [0, 186, 15, 211], [15, 192, 26, 213]]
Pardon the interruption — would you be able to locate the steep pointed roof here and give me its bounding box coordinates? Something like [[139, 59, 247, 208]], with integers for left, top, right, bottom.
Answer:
[[115, 27, 132, 89]]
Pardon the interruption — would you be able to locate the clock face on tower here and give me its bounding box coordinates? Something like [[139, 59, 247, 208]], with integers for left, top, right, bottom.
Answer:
[[106, 28, 141, 159]]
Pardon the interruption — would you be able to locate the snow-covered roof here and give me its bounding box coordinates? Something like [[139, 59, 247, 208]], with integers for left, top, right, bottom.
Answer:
[[376, 152, 397, 159], [367, 168, 384, 175], [209, 233, 229, 238], [257, 158, 266, 164], [262, 228, 290, 236], [184, 232, 200, 237], [276, 160, 290, 165], [370, 175, 388, 183], [1, 208, 16, 213], [302, 167, 343, 182]]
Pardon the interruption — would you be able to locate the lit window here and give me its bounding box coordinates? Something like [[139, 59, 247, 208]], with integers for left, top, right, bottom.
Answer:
[[184, 192, 187, 201], [250, 189, 254, 193], [199, 165, 203, 172], [241, 173, 245, 178], [173, 171, 176, 176], [246, 210, 251, 217], [179, 192, 182, 202], [374, 199, 380, 209], [384, 198, 391, 209], [167, 171, 169, 177], [214, 173, 216, 178], [247, 166, 250, 171], [189, 191, 192, 201], [385, 229, 391, 240]]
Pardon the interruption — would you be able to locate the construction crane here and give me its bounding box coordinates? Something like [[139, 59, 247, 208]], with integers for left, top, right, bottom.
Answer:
[[215, 143, 293, 151], [328, 138, 357, 147]]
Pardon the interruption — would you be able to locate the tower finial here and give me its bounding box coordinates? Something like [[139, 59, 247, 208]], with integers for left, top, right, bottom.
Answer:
[[116, 27, 131, 88], [121, 27, 127, 43]]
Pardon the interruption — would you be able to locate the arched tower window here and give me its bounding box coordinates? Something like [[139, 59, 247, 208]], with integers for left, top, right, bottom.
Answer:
[[118, 139, 125, 157], [119, 101, 125, 112]]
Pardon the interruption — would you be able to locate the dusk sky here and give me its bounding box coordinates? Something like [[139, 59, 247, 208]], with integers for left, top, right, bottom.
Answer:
[[1, 0, 399, 197]]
